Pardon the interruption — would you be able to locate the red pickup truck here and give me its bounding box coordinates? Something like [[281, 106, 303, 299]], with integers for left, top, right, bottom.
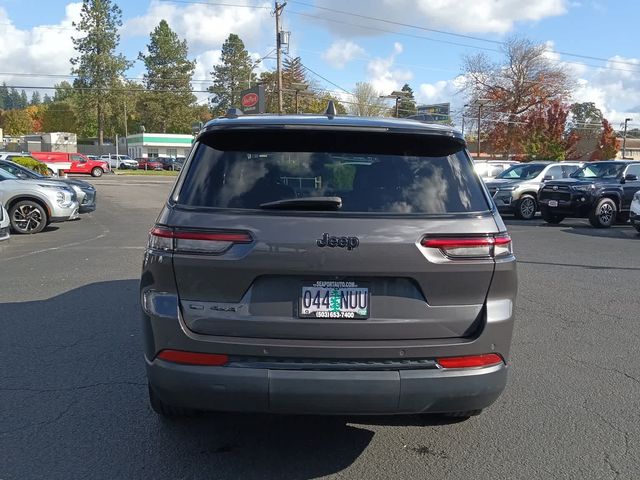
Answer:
[[31, 152, 110, 177]]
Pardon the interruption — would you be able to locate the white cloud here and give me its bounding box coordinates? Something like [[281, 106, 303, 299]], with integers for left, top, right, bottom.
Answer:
[[367, 42, 412, 94], [309, 0, 568, 36], [0, 3, 81, 92], [322, 40, 365, 69], [124, 0, 273, 54]]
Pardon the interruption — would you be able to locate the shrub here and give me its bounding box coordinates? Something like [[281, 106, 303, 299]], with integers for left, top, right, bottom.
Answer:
[[9, 156, 50, 175]]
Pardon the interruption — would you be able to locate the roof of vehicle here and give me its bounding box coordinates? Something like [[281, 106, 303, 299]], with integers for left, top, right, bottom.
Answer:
[[583, 160, 637, 164], [201, 113, 463, 140]]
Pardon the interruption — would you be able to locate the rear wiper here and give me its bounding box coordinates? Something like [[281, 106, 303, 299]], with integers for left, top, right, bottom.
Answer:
[[259, 196, 342, 210]]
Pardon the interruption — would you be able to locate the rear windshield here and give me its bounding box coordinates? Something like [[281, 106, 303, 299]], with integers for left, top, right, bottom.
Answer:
[[175, 129, 490, 214]]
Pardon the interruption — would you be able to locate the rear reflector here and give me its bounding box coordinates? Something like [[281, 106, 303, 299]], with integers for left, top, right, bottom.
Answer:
[[157, 350, 229, 366], [422, 234, 512, 259], [436, 353, 503, 369], [149, 226, 252, 254]]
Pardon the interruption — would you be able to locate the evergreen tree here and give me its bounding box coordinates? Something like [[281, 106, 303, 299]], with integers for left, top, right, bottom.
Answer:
[[396, 83, 417, 118], [43, 93, 53, 104], [282, 56, 306, 85], [0, 82, 8, 109], [20, 90, 29, 108], [30, 91, 42, 106], [53, 81, 75, 102], [208, 34, 254, 114], [138, 19, 196, 133], [9, 88, 21, 110], [71, 0, 131, 144]]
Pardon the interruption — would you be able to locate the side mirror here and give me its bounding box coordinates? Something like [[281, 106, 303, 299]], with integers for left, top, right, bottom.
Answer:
[[543, 175, 553, 181], [625, 174, 638, 182]]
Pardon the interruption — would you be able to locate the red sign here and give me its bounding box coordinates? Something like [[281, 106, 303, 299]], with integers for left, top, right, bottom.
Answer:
[[242, 93, 259, 108]]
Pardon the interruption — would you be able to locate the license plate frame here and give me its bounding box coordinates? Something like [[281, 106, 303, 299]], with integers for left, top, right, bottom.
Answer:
[[299, 281, 370, 319], [548, 200, 559, 207]]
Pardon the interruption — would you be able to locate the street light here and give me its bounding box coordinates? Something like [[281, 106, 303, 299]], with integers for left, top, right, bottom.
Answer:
[[623, 117, 633, 159], [470, 99, 492, 159], [290, 82, 309, 114], [379, 90, 407, 117]]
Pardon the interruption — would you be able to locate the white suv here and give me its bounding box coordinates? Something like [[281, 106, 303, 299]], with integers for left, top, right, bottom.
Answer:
[[100, 154, 138, 170], [631, 190, 640, 233]]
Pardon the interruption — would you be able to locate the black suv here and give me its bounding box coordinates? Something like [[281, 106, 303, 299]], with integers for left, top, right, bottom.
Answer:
[[538, 161, 640, 227]]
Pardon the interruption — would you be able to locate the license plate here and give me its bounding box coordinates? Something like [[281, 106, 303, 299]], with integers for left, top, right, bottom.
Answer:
[[299, 281, 369, 319], [548, 200, 558, 207]]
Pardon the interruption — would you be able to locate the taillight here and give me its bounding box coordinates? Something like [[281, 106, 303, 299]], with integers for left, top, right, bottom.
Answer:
[[157, 349, 229, 366], [421, 234, 512, 259], [436, 353, 504, 369], [148, 226, 252, 254]]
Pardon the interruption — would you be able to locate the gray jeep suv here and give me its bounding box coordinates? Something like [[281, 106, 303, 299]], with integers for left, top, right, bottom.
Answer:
[[141, 109, 517, 419]]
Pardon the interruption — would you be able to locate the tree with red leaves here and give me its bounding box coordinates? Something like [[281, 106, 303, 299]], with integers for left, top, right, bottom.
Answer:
[[519, 100, 578, 160], [590, 119, 619, 160]]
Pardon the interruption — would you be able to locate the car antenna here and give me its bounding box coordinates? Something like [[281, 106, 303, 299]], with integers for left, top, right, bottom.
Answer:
[[325, 100, 337, 119]]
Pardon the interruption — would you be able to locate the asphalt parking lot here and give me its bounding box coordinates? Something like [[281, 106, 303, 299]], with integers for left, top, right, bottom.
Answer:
[[1, 176, 639, 480]]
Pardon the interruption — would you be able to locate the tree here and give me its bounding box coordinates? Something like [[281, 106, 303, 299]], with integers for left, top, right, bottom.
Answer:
[[20, 90, 29, 108], [42, 101, 78, 132], [590, 119, 619, 160], [348, 82, 387, 117], [208, 34, 255, 114], [71, 0, 131, 145], [396, 83, 417, 118], [519, 100, 577, 160], [1, 109, 32, 135], [9, 88, 21, 110], [462, 36, 572, 156], [569, 102, 604, 159], [138, 20, 196, 133], [0, 82, 8, 109], [54, 81, 75, 102], [25, 105, 46, 132], [30, 91, 42, 106], [43, 93, 53, 104]]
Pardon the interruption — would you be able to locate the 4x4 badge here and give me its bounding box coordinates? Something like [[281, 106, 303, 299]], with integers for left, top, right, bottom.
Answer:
[[316, 233, 359, 250]]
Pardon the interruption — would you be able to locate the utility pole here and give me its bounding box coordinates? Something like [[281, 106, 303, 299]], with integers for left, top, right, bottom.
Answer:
[[471, 99, 491, 159], [123, 102, 128, 157], [275, 1, 286, 114], [623, 117, 632, 159]]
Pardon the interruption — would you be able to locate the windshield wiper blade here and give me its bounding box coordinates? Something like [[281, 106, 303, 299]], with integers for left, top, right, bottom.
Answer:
[[259, 196, 342, 210]]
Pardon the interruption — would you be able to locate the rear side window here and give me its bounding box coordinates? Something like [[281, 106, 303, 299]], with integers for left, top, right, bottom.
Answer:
[[176, 129, 490, 214]]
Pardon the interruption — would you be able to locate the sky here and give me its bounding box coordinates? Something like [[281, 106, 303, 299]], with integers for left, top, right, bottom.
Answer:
[[0, 0, 639, 130]]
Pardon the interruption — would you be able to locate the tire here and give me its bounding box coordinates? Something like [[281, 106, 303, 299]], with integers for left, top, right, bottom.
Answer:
[[9, 200, 48, 234], [91, 167, 104, 177], [540, 207, 565, 225], [514, 194, 537, 220], [119, 163, 126, 170], [47, 168, 55, 176], [148, 383, 198, 418], [635, 224, 640, 234], [589, 198, 616, 228]]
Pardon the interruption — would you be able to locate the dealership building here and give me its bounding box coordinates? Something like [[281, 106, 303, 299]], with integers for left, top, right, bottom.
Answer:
[[120, 133, 194, 159]]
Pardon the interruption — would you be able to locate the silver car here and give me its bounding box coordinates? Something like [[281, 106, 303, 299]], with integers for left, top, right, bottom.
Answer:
[[142, 110, 518, 420], [631, 190, 640, 233], [0, 169, 79, 234]]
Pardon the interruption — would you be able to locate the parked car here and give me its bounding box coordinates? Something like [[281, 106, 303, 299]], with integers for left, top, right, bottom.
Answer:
[[0, 168, 79, 234], [474, 160, 518, 180], [86, 155, 100, 161], [485, 161, 584, 220], [539, 161, 640, 228], [136, 158, 164, 170], [0, 159, 96, 214], [631, 190, 640, 233], [157, 157, 183, 171], [0, 201, 9, 241], [31, 152, 109, 177], [100, 154, 138, 170], [142, 107, 517, 419]]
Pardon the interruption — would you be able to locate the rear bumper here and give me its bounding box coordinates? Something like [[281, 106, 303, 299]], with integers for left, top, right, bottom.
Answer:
[[147, 357, 507, 415]]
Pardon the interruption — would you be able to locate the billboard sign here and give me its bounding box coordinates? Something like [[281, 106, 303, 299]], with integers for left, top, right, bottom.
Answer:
[[240, 84, 265, 114]]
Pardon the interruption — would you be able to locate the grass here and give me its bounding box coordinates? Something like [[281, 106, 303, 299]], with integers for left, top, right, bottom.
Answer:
[[113, 169, 179, 176]]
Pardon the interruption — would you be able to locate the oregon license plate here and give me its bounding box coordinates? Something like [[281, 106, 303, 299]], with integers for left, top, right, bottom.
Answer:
[[548, 200, 559, 207], [299, 281, 369, 319]]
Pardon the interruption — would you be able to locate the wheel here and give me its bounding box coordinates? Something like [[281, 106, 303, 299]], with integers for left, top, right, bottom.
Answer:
[[514, 194, 537, 220], [9, 200, 48, 234], [47, 168, 55, 176], [148, 383, 198, 418], [119, 163, 126, 169], [91, 167, 104, 177], [589, 198, 616, 228], [540, 207, 565, 224]]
